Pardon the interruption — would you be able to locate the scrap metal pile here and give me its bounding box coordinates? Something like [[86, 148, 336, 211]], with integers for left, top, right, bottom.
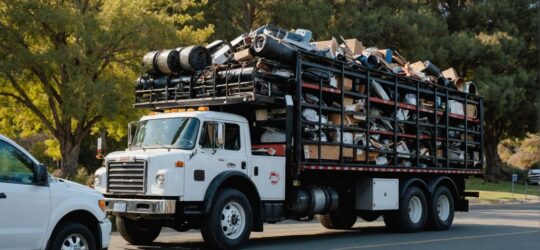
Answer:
[[135, 24, 481, 167]]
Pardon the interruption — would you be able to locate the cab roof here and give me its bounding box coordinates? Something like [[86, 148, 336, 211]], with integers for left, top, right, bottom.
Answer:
[[140, 111, 248, 123]]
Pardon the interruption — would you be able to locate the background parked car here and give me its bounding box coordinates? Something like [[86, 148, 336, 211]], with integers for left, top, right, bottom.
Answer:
[[0, 134, 111, 250]]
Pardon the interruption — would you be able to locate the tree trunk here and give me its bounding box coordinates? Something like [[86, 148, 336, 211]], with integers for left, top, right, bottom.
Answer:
[[57, 138, 82, 179], [484, 135, 503, 182]]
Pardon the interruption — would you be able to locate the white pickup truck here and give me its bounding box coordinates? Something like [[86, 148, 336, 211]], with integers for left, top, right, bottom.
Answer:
[[0, 135, 111, 250]]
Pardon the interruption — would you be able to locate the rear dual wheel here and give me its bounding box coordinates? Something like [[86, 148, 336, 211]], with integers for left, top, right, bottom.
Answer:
[[428, 186, 455, 230], [384, 186, 427, 232]]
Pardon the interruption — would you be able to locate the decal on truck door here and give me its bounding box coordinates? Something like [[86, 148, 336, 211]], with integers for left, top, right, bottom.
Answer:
[[269, 171, 280, 185]]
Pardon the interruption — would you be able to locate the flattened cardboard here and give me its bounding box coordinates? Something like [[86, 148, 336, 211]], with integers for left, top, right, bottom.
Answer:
[[304, 144, 353, 160], [234, 48, 252, 62]]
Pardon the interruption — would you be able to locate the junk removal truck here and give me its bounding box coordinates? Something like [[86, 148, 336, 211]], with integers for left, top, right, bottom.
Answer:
[[93, 24, 483, 249]]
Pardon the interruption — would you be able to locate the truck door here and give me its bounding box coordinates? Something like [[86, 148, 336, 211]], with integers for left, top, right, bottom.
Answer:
[[223, 122, 249, 176], [0, 140, 51, 249], [184, 121, 228, 201]]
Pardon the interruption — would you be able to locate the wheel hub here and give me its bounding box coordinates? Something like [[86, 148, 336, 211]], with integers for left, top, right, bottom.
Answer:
[[61, 234, 88, 250], [436, 194, 450, 221], [408, 196, 422, 224], [220, 201, 246, 240]]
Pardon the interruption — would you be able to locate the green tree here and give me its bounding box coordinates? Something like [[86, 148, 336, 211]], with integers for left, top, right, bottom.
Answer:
[[430, 0, 538, 181], [330, 0, 538, 181], [0, 0, 212, 178]]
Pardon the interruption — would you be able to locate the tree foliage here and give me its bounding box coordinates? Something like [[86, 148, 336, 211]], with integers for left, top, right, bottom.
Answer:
[[0, 0, 212, 177]]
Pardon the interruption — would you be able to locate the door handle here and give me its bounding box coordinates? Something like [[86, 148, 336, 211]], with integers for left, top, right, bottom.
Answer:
[[227, 163, 236, 168], [0, 193, 6, 199]]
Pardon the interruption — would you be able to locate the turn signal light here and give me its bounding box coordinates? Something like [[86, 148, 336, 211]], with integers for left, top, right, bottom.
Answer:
[[98, 200, 106, 212], [175, 161, 184, 167]]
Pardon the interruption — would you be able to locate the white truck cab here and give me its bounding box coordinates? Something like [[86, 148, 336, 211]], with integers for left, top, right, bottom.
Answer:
[[94, 110, 285, 248], [0, 135, 111, 250]]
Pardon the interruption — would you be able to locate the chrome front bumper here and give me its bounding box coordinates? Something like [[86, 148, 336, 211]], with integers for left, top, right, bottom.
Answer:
[[105, 198, 176, 214]]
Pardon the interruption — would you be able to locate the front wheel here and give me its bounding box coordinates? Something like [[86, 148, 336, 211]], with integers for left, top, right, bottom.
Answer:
[[427, 186, 455, 230], [116, 216, 161, 245], [384, 186, 427, 232], [201, 188, 253, 250], [49, 222, 97, 250]]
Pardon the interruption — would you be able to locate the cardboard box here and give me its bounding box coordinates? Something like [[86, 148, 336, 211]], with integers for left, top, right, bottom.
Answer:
[[304, 144, 353, 160], [255, 109, 268, 121], [466, 104, 477, 118], [460, 133, 475, 141], [358, 83, 366, 94], [314, 38, 339, 58], [329, 114, 361, 125], [354, 150, 378, 161], [234, 48, 252, 62], [343, 98, 354, 106], [336, 76, 353, 91], [342, 39, 364, 55], [437, 149, 444, 158], [442, 68, 458, 81], [410, 61, 426, 73]]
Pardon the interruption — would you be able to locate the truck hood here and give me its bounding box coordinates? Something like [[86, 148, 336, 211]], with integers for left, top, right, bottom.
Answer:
[[52, 178, 103, 198], [106, 148, 193, 161]]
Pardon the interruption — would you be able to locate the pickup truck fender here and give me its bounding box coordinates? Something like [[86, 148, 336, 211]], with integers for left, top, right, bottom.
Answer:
[[42, 185, 105, 250], [203, 171, 263, 231]]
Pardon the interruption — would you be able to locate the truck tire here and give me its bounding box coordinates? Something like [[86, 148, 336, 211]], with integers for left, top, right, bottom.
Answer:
[[116, 216, 161, 245], [427, 186, 455, 230], [317, 211, 357, 229], [49, 221, 97, 250], [201, 188, 253, 250], [383, 186, 427, 232]]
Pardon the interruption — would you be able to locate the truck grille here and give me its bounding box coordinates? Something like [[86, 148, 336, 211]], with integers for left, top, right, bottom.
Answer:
[[107, 161, 146, 194]]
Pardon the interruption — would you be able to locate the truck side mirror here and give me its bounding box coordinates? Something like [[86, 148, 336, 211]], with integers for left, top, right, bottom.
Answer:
[[34, 163, 48, 186], [128, 121, 139, 148]]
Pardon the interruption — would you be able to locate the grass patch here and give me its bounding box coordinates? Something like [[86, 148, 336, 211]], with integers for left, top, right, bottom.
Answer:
[[466, 177, 540, 201]]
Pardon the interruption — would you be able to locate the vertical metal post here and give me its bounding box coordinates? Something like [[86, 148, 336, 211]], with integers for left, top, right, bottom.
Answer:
[[393, 77, 398, 167], [480, 97, 484, 169], [464, 92, 468, 168], [445, 89, 449, 169], [340, 63, 345, 164], [416, 81, 420, 168], [318, 78, 323, 164], [295, 53, 303, 180], [365, 71, 371, 164], [434, 88, 438, 167]]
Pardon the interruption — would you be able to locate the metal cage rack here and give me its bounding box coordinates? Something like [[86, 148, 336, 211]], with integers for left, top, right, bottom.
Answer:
[[132, 50, 483, 176]]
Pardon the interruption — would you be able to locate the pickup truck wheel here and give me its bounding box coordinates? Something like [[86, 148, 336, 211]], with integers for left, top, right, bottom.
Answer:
[[427, 186, 455, 230], [49, 222, 96, 250], [116, 216, 161, 245], [317, 211, 357, 229], [383, 186, 427, 233], [201, 188, 252, 250]]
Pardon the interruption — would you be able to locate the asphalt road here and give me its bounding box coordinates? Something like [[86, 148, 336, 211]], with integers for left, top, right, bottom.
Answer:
[[109, 203, 540, 250]]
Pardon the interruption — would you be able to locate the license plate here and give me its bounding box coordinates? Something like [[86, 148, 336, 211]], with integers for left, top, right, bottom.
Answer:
[[113, 202, 127, 212]]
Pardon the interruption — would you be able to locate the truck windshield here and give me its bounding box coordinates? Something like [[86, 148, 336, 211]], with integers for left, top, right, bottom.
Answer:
[[132, 117, 200, 149]]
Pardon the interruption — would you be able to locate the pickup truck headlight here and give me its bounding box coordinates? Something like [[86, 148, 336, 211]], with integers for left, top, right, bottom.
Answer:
[[156, 173, 165, 187], [94, 174, 102, 187]]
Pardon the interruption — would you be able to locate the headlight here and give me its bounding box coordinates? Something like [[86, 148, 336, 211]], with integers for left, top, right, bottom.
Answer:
[[156, 173, 165, 187], [94, 174, 101, 187]]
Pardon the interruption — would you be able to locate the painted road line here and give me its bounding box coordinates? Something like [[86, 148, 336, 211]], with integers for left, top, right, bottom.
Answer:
[[331, 230, 540, 250]]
